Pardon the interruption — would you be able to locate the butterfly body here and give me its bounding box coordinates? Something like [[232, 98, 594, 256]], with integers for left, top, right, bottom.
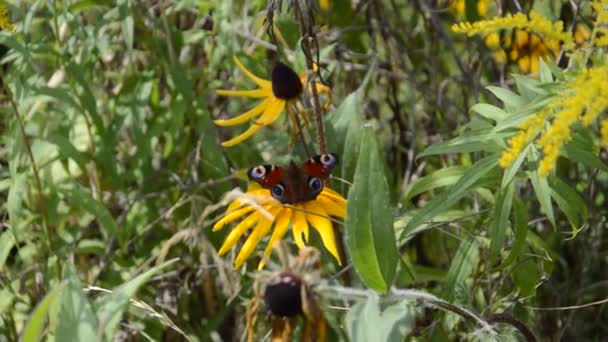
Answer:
[[248, 154, 337, 204]]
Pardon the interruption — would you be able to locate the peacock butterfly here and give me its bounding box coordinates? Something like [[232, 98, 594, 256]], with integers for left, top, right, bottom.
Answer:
[[247, 153, 338, 204]]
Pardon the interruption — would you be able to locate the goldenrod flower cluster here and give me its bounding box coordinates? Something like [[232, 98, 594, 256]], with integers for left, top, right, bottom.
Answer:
[[452, 11, 574, 50], [499, 67, 608, 176], [593, 0, 608, 47], [0, 2, 15, 32], [601, 119, 608, 147], [498, 111, 549, 168], [449, 0, 490, 19], [485, 29, 561, 74]]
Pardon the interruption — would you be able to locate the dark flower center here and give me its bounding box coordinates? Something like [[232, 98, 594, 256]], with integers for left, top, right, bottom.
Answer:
[[264, 272, 303, 317], [271, 62, 303, 100]]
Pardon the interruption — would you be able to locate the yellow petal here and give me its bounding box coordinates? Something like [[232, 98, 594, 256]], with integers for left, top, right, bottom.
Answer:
[[220, 124, 262, 147], [218, 211, 260, 255], [213, 206, 256, 231], [320, 188, 346, 207], [227, 198, 245, 213], [216, 89, 269, 98], [292, 209, 309, 249], [254, 98, 286, 125], [233, 56, 272, 89], [234, 208, 278, 268], [316, 195, 346, 218], [214, 99, 268, 127], [258, 208, 292, 270], [304, 201, 341, 265]]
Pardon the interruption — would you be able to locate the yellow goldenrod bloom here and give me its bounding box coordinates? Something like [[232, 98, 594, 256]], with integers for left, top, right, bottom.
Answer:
[[0, 3, 15, 32], [213, 185, 346, 270], [499, 67, 608, 176], [319, 0, 330, 11], [600, 119, 608, 147], [215, 57, 331, 147], [484, 33, 500, 49], [449, 0, 490, 18], [452, 11, 573, 49]]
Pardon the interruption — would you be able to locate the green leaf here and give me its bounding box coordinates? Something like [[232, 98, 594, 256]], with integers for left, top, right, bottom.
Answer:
[[346, 127, 398, 293], [403, 166, 466, 202], [59, 186, 118, 237], [513, 74, 546, 99], [96, 258, 179, 340], [538, 58, 553, 83], [529, 170, 555, 228], [21, 285, 62, 342], [0, 231, 16, 272], [486, 86, 527, 109], [489, 181, 514, 262], [562, 129, 608, 173], [470, 103, 508, 122], [7, 172, 27, 237], [417, 129, 508, 157], [45, 133, 88, 174], [513, 258, 539, 297], [549, 177, 587, 237], [405, 154, 498, 233], [500, 198, 529, 269], [442, 239, 479, 301], [56, 264, 98, 341], [345, 295, 415, 342], [501, 145, 531, 188]]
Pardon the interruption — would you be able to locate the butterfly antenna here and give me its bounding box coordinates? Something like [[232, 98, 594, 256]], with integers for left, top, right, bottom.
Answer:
[[329, 175, 352, 186]]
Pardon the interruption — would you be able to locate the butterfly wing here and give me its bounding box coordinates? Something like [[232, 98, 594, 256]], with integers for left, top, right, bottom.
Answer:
[[300, 153, 338, 179], [247, 164, 285, 189]]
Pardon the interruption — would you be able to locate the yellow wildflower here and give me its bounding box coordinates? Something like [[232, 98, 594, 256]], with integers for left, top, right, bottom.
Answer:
[[593, 0, 608, 47], [600, 119, 608, 147], [215, 56, 331, 147], [213, 185, 346, 270], [500, 67, 608, 175], [319, 0, 330, 11], [452, 11, 573, 49], [0, 3, 16, 32], [449, 0, 490, 18], [499, 111, 549, 168]]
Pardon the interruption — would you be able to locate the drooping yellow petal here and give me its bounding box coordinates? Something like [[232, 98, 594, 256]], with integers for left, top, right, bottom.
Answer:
[[258, 208, 292, 270], [226, 198, 245, 213], [320, 188, 346, 207], [216, 88, 270, 98], [292, 209, 309, 249], [316, 195, 346, 218], [218, 212, 261, 255], [233, 56, 272, 89], [234, 208, 279, 268], [214, 99, 268, 127], [254, 98, 286, 125], [220, 124, 263, 147], [304, 201, 341, 265], [213, 206, 256, 231]]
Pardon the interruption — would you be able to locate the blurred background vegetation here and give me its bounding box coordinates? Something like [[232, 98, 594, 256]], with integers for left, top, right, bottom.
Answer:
[[1, 0, 607, 341]]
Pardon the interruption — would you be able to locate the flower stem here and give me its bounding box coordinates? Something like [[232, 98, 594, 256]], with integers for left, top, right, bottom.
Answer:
[[0, 70, 60, 278]]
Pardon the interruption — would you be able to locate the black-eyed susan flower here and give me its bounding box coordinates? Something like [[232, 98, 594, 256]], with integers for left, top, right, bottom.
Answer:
[[0, 2, 16, 32], [212, 185, 346, 270], [215, 57, 331, 147]]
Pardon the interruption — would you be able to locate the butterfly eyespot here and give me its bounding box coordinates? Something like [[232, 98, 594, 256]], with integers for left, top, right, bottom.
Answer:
[[308, 177, 324, 192], [250, 166, 266, 179], [271, 184, 285, 199], [320, 153, 337, 166]]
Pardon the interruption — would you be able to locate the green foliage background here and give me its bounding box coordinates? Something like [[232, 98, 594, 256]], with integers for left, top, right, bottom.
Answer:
[[1, 0, 607, 341]]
